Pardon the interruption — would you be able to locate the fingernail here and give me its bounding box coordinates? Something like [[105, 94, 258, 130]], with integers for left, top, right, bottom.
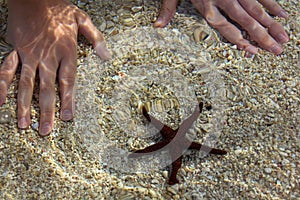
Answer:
[[277, 33, 289, 43], [270, 45, 283, 55], [40, 122, 51, 136], [278, 10, 288, 18], [95, 42, 111, 61], [154, 18, 165, 28], [103, 49, 112, 61], [245, 52, 254, 58], [61, 109, 72, 121], [19, 117, 27, 129]]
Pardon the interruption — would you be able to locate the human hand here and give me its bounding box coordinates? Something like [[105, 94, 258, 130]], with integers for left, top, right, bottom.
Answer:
[[154, 0, 289, 55], [0, 0, 111, 136]]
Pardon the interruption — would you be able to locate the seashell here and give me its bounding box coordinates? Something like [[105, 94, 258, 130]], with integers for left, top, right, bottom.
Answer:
[[131, 6, 143, 13], [106, 27, 119, 36], [193, 24, 217, 47], [193, 27, 210, 42], [148, 189, 158, 198], [99, 20, 106, 32], [122, 18, 135, 27], [143, 98, 180, 114], [162, 170, 169, 178], [106, 20, 114, 29]]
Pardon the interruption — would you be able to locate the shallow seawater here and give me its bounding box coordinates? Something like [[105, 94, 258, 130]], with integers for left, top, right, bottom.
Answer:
[[0, 0, 299, 199], [75, 27, 228, 174]]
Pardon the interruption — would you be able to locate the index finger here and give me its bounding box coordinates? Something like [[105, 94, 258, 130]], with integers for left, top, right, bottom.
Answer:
[[218, 0, 283, 54], [0, 50, 19, 106], [17, 60, 38, 129], [238, 0, 289, 44], [257, 0, 289, 18], [194, 3, 258, 54]]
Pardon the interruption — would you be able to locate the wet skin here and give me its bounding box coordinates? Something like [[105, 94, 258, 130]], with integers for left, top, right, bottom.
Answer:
[[0, 0, 289, 136], [0, 0, 111, 136], [154, 0, 289, 56]]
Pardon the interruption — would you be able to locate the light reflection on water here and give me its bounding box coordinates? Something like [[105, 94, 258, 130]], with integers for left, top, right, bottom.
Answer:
[[75, 27, 227, 173]]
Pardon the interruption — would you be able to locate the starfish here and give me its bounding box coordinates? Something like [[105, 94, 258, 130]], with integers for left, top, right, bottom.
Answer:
[[129, 102, 227, 185]]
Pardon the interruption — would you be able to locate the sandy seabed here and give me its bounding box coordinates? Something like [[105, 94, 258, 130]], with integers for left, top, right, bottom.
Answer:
[[0, 0, 299, 199]]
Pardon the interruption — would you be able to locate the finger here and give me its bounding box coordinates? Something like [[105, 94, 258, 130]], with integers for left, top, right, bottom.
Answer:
[[58, 52, 77, 121], [38, 59, 58, 136], [154, 0, 178, 28], [75, 10, 111, 60], [218, 0, 283, 54], [17, 60, 38, 129], [267, 22, 289, 44], [0, 50, 19, 106], [238, 0, 289, 43], [195, 4, 258, 55], [257, 0, 288, 18]]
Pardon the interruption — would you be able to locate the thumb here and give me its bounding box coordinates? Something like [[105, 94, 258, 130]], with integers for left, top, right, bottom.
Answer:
[[76, 10, 111, 60]]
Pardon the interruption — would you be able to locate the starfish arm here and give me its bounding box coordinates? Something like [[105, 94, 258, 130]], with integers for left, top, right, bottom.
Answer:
[[178, 102, 203, 134], [129, 140, 170, 158], [142, 106, 174, 138], [168, 156, 182, 185], [188, 142, 202, 150], [189, 142, 227, 155], [142, 106, 165, 129], [209, 148, 227, 155]]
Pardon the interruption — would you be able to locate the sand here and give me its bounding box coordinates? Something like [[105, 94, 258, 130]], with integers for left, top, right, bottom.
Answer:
[[0, 0, 299, 199]]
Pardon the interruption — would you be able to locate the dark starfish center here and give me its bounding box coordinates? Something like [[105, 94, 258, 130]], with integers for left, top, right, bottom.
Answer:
[[129, 102, 227, 185]]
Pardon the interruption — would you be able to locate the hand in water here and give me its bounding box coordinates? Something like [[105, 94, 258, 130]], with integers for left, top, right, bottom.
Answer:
[[154, 0, 289, 55], [0, 0, 111, 136]]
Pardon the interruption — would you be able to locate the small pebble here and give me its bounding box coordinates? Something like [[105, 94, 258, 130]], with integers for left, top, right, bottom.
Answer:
[[0, 110, 12, 124], [0, 1, 299, 199], [32, 122, 39, 131], [149, 189, 158, 198], [264, 168, 272, 174], [167, 187, 177, 195], [162, 171, 169, 179]]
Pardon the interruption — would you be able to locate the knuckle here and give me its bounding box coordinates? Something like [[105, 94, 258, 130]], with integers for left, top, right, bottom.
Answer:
[[61, 93, 74, 107], [39, 79, 54, 91], [269, 3, 280, 11], [0, 68, 10, 79], [0, 86, 7, 95], [0, 80, 8, 94], [221, 0, 233, 8], [242, 18, 256, 31], [18, 98, 30, 111], [204, 10, 217, 25], [268, 21, 281, 32], [254, 31, 269, 44], [19, 73, 34, 89], [59, 76, 75, 87], [40, 109, 54, 119], [251, 5, 264, 17], [4, 59, 13, 67]]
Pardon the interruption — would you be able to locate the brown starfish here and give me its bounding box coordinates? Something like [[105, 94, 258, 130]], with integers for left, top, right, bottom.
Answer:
[[129, 102, 227, 185]]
